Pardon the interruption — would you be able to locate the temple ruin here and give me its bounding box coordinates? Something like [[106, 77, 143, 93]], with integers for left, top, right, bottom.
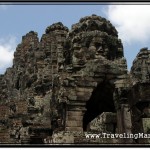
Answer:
[[0, 14, 150, 145]]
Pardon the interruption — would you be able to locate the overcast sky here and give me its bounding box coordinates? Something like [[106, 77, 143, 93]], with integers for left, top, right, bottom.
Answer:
[[0, 4, 150, 74]]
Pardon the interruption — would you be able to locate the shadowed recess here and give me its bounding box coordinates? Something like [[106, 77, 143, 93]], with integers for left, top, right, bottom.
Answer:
[[83, 80, 116, 131]]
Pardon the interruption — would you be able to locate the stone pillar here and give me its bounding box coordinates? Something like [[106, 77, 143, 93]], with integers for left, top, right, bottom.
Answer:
[[66, 110, 85, 131], [117, 104, 133, 143], [64, 85, 93, 132], [128, 83, 150, 144], [140, 104, 150, 143], [142, 118, 150, 143]]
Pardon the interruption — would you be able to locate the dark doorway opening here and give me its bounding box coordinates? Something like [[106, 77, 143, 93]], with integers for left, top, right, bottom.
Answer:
[[30, 136, 44, 144], [83, 80, 116, 131]]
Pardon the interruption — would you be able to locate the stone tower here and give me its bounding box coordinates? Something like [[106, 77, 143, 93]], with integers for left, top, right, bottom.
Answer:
[[0, 15, 150, 145]]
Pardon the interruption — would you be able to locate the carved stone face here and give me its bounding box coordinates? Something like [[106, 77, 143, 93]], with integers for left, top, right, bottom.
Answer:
[[69, 16, 124, 66], [71, 36, 113, 66]]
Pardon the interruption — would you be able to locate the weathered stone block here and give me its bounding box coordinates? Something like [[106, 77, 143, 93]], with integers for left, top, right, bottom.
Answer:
[[66, 121, 82, 127], [67, 115, 83, 121], [142, 118, 150, 133], [52, 131, 74, 143], [67, 95, 77, 100], [0, 129, 10, 143], [0, 105, 9, 120], [76, 87, 93, 93], [65, 127, 83, 131], [16, 101, 28, 114], [67, 111, 83, 116]]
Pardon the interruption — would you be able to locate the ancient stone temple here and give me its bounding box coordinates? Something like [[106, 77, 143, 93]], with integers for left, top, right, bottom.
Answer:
[[0, 14, 150, 145]]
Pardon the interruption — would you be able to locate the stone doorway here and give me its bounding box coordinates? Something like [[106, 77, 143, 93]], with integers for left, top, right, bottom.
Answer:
[[83, 80, 116, 131]]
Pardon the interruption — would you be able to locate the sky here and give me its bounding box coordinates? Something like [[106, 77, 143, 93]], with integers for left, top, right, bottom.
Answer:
[[1, 4, 150, 74]]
